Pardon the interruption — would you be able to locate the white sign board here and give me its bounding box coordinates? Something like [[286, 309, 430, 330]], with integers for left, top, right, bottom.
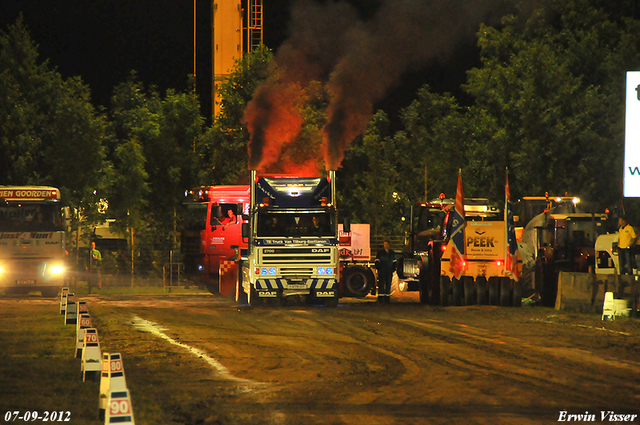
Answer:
[[624, 71, 640, 197], [338, 224, 371, 261]]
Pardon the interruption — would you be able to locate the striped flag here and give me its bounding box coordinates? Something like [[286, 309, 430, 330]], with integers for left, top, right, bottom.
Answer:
[[449, 170, 466, 279], [504, 170, 519, 281]]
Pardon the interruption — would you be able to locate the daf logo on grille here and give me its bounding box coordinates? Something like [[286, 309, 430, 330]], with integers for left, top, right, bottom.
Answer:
[[264, 249, 275, 253], [312, 248, 330, 253]]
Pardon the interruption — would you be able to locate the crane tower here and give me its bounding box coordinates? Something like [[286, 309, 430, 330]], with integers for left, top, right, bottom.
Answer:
[[212, 0, 263, 117]]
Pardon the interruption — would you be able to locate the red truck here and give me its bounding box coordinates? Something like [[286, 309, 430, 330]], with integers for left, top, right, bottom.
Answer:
[[181, 186, 249, 295]]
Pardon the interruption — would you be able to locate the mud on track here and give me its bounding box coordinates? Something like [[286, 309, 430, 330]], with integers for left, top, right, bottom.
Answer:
[[4, 292, 640, 424]]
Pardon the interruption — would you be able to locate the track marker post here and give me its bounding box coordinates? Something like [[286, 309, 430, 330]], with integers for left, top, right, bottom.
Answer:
[[602, 291, 615, 321], [64, 293, 77, 325], [76, 313, 92, 358], [99, 353, 128, 420], [81, 328, 101, 382], [59, 287, 69, 315], [105, 389, 135, 424]]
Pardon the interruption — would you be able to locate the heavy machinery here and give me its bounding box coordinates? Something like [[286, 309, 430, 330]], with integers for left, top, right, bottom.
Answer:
[[439, 198, 524, 307], [396, 196, 453, 304], [397, 196, 515, 305], [238, 171, 341, 306], [520, 195, 609, 306]]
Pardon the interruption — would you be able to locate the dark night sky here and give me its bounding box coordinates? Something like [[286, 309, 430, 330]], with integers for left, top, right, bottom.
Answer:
[[0, 0, 479, 122]]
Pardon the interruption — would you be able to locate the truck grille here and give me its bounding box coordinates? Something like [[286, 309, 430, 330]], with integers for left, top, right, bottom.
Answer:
[[260, 247, 332, 265]]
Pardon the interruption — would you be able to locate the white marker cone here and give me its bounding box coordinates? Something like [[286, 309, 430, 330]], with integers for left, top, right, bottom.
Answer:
[[81, 328, 102, 382], [76, 314, 92, 359], [602, 291, 615, 321], [59, 287, 69, 315], [65, 293, 77, 325], [105, 389, 135, 425], [99, 353, 128, 421], [77, 300, 89, 316]]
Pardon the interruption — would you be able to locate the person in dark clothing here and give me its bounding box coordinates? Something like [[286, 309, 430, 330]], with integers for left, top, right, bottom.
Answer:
[[375, 241, 396, 303]]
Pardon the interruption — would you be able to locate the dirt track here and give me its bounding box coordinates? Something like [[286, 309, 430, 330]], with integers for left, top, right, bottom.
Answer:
[[72, 291, 640, 425]]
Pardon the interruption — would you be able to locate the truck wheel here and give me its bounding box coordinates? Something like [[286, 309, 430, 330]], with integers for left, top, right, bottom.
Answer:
[[419, 267, 429, 304], [488, 277, 500, 305], [512, 280, 523, 307], [476, 277, 488, 305], [440, 276, 450, 306], [500, 278, 512, 307], [452, 278, 463, 306], [343, 265, 375, 298], [463, 276, 475, 306]]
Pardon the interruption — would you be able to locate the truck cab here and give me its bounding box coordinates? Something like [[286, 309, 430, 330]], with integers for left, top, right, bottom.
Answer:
[[239, 171, 340, 306], [181, 186, 249, 294]]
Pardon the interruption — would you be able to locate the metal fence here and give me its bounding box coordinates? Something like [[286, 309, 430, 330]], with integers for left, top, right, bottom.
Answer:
[[370, 235, 405, 255]]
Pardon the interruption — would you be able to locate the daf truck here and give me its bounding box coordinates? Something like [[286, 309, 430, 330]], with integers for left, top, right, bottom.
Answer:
[[238, 171, 340, 307]]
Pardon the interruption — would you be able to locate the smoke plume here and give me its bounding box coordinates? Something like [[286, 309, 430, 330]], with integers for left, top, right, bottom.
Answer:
[[244, 0, 508, 173]]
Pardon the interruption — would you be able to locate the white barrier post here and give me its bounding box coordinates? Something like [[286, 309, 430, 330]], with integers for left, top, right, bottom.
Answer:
[[99, 353, 128, 420], [81, 328, 102, 382], [65, 293, 77, 325], [77, 300, 89, 316], [105, 389, 135, 424], [75, 313, 92, 358], [602, 291, 615, 321], [59, 287, 69, 315]]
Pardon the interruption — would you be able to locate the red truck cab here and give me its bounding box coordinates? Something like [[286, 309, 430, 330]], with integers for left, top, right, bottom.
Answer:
[[182, 186, 249, 294]]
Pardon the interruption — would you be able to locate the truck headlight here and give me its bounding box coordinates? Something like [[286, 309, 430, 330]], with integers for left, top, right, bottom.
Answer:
[[0, 265, 4, 275], [50, 265, 64, 275]]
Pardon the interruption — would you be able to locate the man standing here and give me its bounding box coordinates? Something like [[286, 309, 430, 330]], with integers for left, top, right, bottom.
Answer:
[[618, 216, 637, 275], [375, 241, 396, 303], [89, 241, 102, 290]]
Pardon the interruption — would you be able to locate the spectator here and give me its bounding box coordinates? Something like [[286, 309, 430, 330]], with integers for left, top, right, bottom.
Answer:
[[375, 241, 396, 304], [89, 241, 102, 290], [617, 216, 637, 275]]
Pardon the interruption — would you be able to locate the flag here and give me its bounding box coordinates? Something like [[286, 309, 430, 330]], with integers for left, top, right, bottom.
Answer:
[[505, 169, 519, 281], [449, 170, 466, 279]]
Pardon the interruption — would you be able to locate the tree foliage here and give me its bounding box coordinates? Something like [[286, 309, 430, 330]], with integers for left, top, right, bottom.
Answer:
[[3, 0, 640, 268], [0, 17, 109, 214]]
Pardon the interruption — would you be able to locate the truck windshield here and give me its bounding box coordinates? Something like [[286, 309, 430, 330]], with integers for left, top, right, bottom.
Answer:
[[414, 208, 447, 252], [0, 202, 64, 232], [257, 210, 336, 237], [184, 203, 208, 230]]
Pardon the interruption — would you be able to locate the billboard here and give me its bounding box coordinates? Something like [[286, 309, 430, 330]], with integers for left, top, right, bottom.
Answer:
[[624, 71, 640, 197]]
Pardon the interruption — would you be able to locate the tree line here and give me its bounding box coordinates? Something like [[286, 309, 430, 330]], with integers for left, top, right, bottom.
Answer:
[[1, 0, 639, 275]]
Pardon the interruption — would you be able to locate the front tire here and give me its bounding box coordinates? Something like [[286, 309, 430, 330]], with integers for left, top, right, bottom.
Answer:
[[343, 266, 375, 298], [488, 277, 500, 305], [476, 277, 488, 305], [463, 277, 475, 306], [513, 279, 523, 307], [500, 278, 512, 307], [452, 278, 463, 306], [440, 276, 450, 306]]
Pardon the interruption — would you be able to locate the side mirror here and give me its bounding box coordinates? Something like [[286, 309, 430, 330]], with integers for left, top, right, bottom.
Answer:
[[242, 222, 250, 239]]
